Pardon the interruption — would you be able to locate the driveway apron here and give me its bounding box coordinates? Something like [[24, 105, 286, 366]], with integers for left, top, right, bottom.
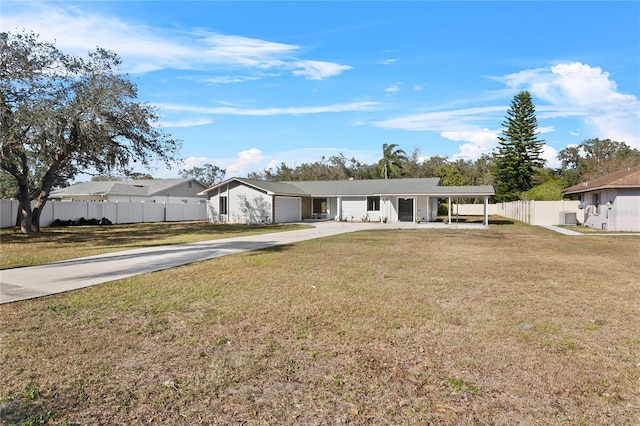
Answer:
[[0, 222, 380, 304]]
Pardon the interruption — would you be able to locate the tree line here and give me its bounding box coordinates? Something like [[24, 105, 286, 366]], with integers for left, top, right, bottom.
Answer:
[[2, 31, 639, 233]]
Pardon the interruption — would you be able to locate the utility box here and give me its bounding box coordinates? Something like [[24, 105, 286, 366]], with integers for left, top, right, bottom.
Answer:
[[559, 211, 577, 226]]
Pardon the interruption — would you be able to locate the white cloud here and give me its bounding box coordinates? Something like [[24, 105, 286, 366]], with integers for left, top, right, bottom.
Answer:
[[291, 60, 353, 80], [225, 148, 266, 176], [1, 2, 352, 79], [541, 145, 561, 169], [373, 106, 505, 132], [160, 101, 380, 117], [379, 59, 397, 65], [385, 83, 401, 95], [500, 62, 640, 149], [157, 118, 213, 128], [181, 156, 211, 169], [444, 129, 499, 162]]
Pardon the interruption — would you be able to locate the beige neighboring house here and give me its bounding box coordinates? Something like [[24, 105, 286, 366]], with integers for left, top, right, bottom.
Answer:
[[199, 177, 495, 225], [563, 166, 640, 231], [50, 178, 208, 204]]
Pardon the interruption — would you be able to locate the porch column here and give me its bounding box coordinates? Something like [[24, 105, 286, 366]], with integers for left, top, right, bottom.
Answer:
[[448, 196, 452, 224], [337, 197, 342, 220], [484, 196, 489, 226]]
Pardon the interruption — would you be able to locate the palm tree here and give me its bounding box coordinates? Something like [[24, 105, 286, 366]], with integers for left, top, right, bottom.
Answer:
[[378, 143, 408, 179]]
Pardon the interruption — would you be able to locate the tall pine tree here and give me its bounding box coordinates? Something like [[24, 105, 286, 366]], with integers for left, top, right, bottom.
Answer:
[[493, 90, 546, 202]]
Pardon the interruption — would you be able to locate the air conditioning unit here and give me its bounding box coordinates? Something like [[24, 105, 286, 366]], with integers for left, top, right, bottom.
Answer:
[[559, 211, 577, 226]]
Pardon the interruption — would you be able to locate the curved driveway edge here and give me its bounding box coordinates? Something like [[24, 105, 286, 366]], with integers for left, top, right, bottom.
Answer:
[[0, 222, 381, 305]]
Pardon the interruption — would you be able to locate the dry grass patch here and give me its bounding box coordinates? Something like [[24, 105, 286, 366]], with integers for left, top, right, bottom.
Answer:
[[1, 223, 639, 425], [0, 221, 309, 269]]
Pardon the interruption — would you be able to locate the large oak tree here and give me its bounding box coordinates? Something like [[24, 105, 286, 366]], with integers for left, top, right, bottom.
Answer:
[[558, 138, 640, 186], [1, 32, 181, 233]]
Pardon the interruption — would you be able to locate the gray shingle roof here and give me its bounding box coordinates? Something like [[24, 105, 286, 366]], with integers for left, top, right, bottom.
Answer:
[[51, 179, 206, 197], [204, 177, 494, 197]]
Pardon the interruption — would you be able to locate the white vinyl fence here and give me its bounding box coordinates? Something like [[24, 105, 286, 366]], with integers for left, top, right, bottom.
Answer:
[[0, 199, 207, 229], [453, 200, 584, 226]]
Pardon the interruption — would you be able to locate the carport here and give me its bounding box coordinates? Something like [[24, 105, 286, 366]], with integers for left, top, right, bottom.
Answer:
[[432, 186, 495, 226]]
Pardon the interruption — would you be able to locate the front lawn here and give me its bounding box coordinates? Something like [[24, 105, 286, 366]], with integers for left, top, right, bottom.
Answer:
[[1, 223, 638, 424]]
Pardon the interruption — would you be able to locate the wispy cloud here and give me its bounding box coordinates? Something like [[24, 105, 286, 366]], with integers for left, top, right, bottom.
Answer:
[[157, 118, 213, 128], [1, 2, 352, 80], [160, 101, 381, 117], [384, 83, 401, 95], [373, 106, 505, 132]]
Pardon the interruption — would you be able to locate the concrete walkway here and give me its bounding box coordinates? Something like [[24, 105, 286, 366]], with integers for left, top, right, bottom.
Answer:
[[541, 225, 640, 236], [0, 221, 384, 305]]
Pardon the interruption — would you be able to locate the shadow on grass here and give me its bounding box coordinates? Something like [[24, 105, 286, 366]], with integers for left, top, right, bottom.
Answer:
[[436, 216, 515, 225], [0, 222, 307, 247]]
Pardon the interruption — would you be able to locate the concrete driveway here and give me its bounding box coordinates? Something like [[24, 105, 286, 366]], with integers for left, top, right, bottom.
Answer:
[[0, 221, 382, 304]]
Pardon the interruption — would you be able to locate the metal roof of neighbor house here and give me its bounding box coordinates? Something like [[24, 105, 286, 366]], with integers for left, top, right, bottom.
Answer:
[[563, 166, 640, 195], [51, 179, 206, 197], [201, 177, 494, 197]]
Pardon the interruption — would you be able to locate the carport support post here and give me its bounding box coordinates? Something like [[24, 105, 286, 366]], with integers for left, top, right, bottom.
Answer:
[[448, 197, 452, 224], [484, 196, 489, 226]]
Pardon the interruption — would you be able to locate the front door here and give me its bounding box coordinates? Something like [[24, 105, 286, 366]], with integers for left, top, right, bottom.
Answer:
[[398, 198, 414, 222], [312, 198, 328, 219]]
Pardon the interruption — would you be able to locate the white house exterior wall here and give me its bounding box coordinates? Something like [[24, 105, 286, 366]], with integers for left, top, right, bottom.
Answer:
[[327, 198, 338, 220], [382, 198, 398, 223], [207, 182, 273, 224], [366, 207, 381, 222], [159, 180, 207, 199], [231, 189, 272, 224]]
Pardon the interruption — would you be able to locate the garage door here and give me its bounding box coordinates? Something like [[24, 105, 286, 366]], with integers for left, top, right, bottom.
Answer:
[[275, 197, 301, 223]]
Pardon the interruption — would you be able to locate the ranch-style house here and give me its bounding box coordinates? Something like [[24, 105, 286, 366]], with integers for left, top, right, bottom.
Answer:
[[199, 177, 495, 225]]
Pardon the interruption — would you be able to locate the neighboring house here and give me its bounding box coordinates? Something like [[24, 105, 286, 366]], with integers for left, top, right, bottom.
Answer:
[[50, 178, 208, 204], [563, 166, 640, 231], [199, 177, 495, 225]]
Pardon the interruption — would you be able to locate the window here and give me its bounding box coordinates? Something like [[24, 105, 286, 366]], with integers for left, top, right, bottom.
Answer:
[[219, 196, 228, 215], [594, 193, 600, 214], [367, 196, 380, 211]]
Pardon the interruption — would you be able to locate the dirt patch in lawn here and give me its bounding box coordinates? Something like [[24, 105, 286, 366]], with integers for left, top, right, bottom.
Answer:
[[1, 223, 639, 425]]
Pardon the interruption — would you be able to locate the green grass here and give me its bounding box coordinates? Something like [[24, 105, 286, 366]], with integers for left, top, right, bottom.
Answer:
[[1, 221, 639, 425]]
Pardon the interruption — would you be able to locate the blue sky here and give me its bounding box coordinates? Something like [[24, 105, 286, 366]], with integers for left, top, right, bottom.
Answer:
[[3, 1, 639, 178]]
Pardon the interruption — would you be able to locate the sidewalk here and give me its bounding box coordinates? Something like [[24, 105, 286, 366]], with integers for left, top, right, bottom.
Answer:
[[0, 221, 380, 305], [541, 225, 640, 236]]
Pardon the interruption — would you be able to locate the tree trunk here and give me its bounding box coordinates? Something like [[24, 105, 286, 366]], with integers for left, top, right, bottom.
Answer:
[[31, 164, 59, 233], [17, 178, 33, 234]]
